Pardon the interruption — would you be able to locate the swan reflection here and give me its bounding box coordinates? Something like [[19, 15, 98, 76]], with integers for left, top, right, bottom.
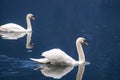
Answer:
[[35, 64, 74, 79], [76, 64, 85, 80], [0, 32, 33, 49], [34, 64, 85, 80], [25, 32, 33, 49]]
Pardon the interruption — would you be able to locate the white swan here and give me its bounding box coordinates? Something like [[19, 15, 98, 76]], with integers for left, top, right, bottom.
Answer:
[[30, 37, 88, 65], [0, 13, 35, 32]]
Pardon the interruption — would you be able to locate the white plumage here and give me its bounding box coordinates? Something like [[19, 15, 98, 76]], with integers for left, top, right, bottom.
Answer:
[[30, 48, 77, 65], [0, 13, 35, 32], [30, 37, 88, 66]]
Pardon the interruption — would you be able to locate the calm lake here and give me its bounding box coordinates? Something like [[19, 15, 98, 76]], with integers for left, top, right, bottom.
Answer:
[[0, 0, 120, 80]]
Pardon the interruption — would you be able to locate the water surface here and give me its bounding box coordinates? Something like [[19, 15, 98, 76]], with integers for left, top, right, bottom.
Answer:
[[0, 0, 120, 80]]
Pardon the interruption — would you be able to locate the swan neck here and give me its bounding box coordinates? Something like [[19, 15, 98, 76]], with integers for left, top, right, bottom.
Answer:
[[76, 41, 85, 63], [26, 16, 32, 31]]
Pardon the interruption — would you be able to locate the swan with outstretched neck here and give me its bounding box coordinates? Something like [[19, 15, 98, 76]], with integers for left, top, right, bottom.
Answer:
[[0, 13, 35, 32], [30, 37, 88, 66]]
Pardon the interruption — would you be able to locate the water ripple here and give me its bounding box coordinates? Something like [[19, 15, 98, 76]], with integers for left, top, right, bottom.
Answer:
[[0, 55, 39, 76]]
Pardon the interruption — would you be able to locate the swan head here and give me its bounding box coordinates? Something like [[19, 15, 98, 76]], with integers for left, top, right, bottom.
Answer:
[[27, 13, 35, 20], [76, 37, 88, 46]]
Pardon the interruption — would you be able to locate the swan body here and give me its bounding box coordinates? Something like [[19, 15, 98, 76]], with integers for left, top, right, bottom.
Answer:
[[30, 37, 88, 66], [0, 13, 35, 32], [30, 49, 78, 65]]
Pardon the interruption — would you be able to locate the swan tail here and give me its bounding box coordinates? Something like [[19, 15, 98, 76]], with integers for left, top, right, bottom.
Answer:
[[30, 58, 50, 64]]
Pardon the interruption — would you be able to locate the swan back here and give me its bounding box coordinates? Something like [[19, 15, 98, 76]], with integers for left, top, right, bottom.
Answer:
[[42, 49, 77, 65], [0, 23, 26, 32]]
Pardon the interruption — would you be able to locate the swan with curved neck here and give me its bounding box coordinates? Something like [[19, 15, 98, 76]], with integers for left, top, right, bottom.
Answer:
[[76, 37, 88, 64], [0, 13, 35, 32], [30, 37, 88, 65]]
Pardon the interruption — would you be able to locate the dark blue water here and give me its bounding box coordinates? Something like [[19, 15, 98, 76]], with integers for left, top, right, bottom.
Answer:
[[0, 0, 120, 80]]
